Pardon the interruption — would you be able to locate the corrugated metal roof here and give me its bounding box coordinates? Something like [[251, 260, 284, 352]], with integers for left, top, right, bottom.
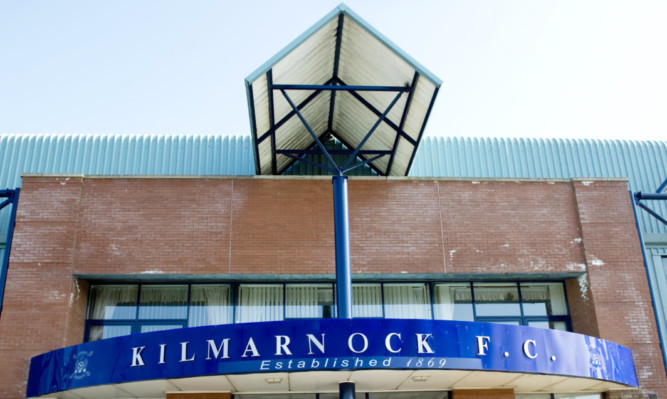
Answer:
[[1, 134, 666, 237], [0, 134, 254, 242], [0, 134, 254, 188], [245, 4, 441, 177], [411, 136, 667, 234]]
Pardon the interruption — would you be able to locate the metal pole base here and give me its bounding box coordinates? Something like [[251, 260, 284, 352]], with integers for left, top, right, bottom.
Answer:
[[339, 381, 356, 399]]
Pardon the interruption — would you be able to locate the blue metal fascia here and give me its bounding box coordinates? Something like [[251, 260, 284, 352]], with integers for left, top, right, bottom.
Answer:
[[274, 84, 409, 92], [267, 69, 278, 175], [631, 190, 667, 371], [0, 188, 19, 317], [277, 149, 392, 156], [246, 82, 262, 175]]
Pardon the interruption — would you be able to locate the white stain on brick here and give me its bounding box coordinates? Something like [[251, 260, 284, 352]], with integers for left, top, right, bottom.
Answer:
[[49, 291, 66, 305], [566, 263, 586, 272], [590, 258, 605, 266], [581, 181, 593, 186], [503, 243, 510, 248], [570, 237, 582, 244], [141, 270, 163, 274], [472, 181, 480, 185], [578, 275, 589, 301]]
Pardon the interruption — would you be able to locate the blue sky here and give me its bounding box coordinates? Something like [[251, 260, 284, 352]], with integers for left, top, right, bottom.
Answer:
[[0, 0, 665, 141]]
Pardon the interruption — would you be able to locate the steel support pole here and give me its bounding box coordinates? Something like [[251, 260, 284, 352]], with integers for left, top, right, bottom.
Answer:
[[333, 174, 352, 319], [339, 381, 356, 399], [333, 175, 355, 399]]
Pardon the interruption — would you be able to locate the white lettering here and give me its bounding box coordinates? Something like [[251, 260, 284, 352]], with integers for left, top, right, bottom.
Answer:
[[206, 339, 231, 360], [476, 336, 491, 356], [158, 344, 166, 364], [131, 346, 145, 367], [416, 334, 434, 354], [180, 342, 195, 362], [260, 360, 271, 370], [242, 337, 260, 358], [275, 335, 292, 356], [523, 339, 538, 359], [385, 333, 402, 353], [306, 333, 326, 355], [348, 333, 369, 353]]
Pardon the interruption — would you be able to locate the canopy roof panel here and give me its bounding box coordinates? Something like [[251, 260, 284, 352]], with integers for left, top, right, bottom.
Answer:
[[246, 3, 442, 176]]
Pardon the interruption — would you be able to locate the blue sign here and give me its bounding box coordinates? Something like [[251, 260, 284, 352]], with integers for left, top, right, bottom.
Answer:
[[27, 319, 637, 397]]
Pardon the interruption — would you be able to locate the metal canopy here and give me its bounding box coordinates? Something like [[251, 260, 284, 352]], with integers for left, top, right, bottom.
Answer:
[[246, 3, 442, 176]]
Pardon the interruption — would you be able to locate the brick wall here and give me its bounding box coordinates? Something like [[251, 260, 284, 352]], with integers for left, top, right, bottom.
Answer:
[[0, 176, 663, 398]]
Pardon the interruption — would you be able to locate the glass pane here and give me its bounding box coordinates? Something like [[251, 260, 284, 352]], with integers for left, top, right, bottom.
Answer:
[[139, 285, 188, 320], [434, 283, 474, 321], [384, 283, 432, 319], [529, 320, 568, 331], [486, 320, 521, 326], [554, 395, 601, 399], [89, 285, 138, 320], [521, 283, 568, 316], [189, 284, 232, 327], [236, 284, 284, 323], [140, 324, 183, 333], [474, 283, 521, 316], [286, 284, 335, 318], [516, 395, 551, 399], [353, 283, 383, 318], [88, 325, 132, 341]]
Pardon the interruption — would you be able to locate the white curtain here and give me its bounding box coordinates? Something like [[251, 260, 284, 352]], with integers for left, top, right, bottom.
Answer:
[[89, 285, 137, 320], [473, 284, 519, 302], [189, 285, 232, 327], [384, 284, 431, 319], [521, 283, 567, 315], [236, 284, 284, 323], [286, 284, 333, 318], [353, 284, 383, 318], [138, 285, 188, 320]]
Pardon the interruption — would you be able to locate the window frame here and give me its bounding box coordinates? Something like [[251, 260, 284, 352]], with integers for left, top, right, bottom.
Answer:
[[85, 280, 571, 342]]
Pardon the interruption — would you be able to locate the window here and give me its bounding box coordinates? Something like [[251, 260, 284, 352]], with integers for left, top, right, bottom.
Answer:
[[286, 284, 335, 319], [85, 281, 570, 342]]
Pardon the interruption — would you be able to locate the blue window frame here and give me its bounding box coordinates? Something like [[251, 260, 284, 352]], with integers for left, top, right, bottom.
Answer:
[[85, 281, 571, 342]]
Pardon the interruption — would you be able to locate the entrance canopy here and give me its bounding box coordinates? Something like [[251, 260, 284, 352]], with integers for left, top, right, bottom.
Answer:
[[245, 4, 442, 176], [27, 319, 638, 398]]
